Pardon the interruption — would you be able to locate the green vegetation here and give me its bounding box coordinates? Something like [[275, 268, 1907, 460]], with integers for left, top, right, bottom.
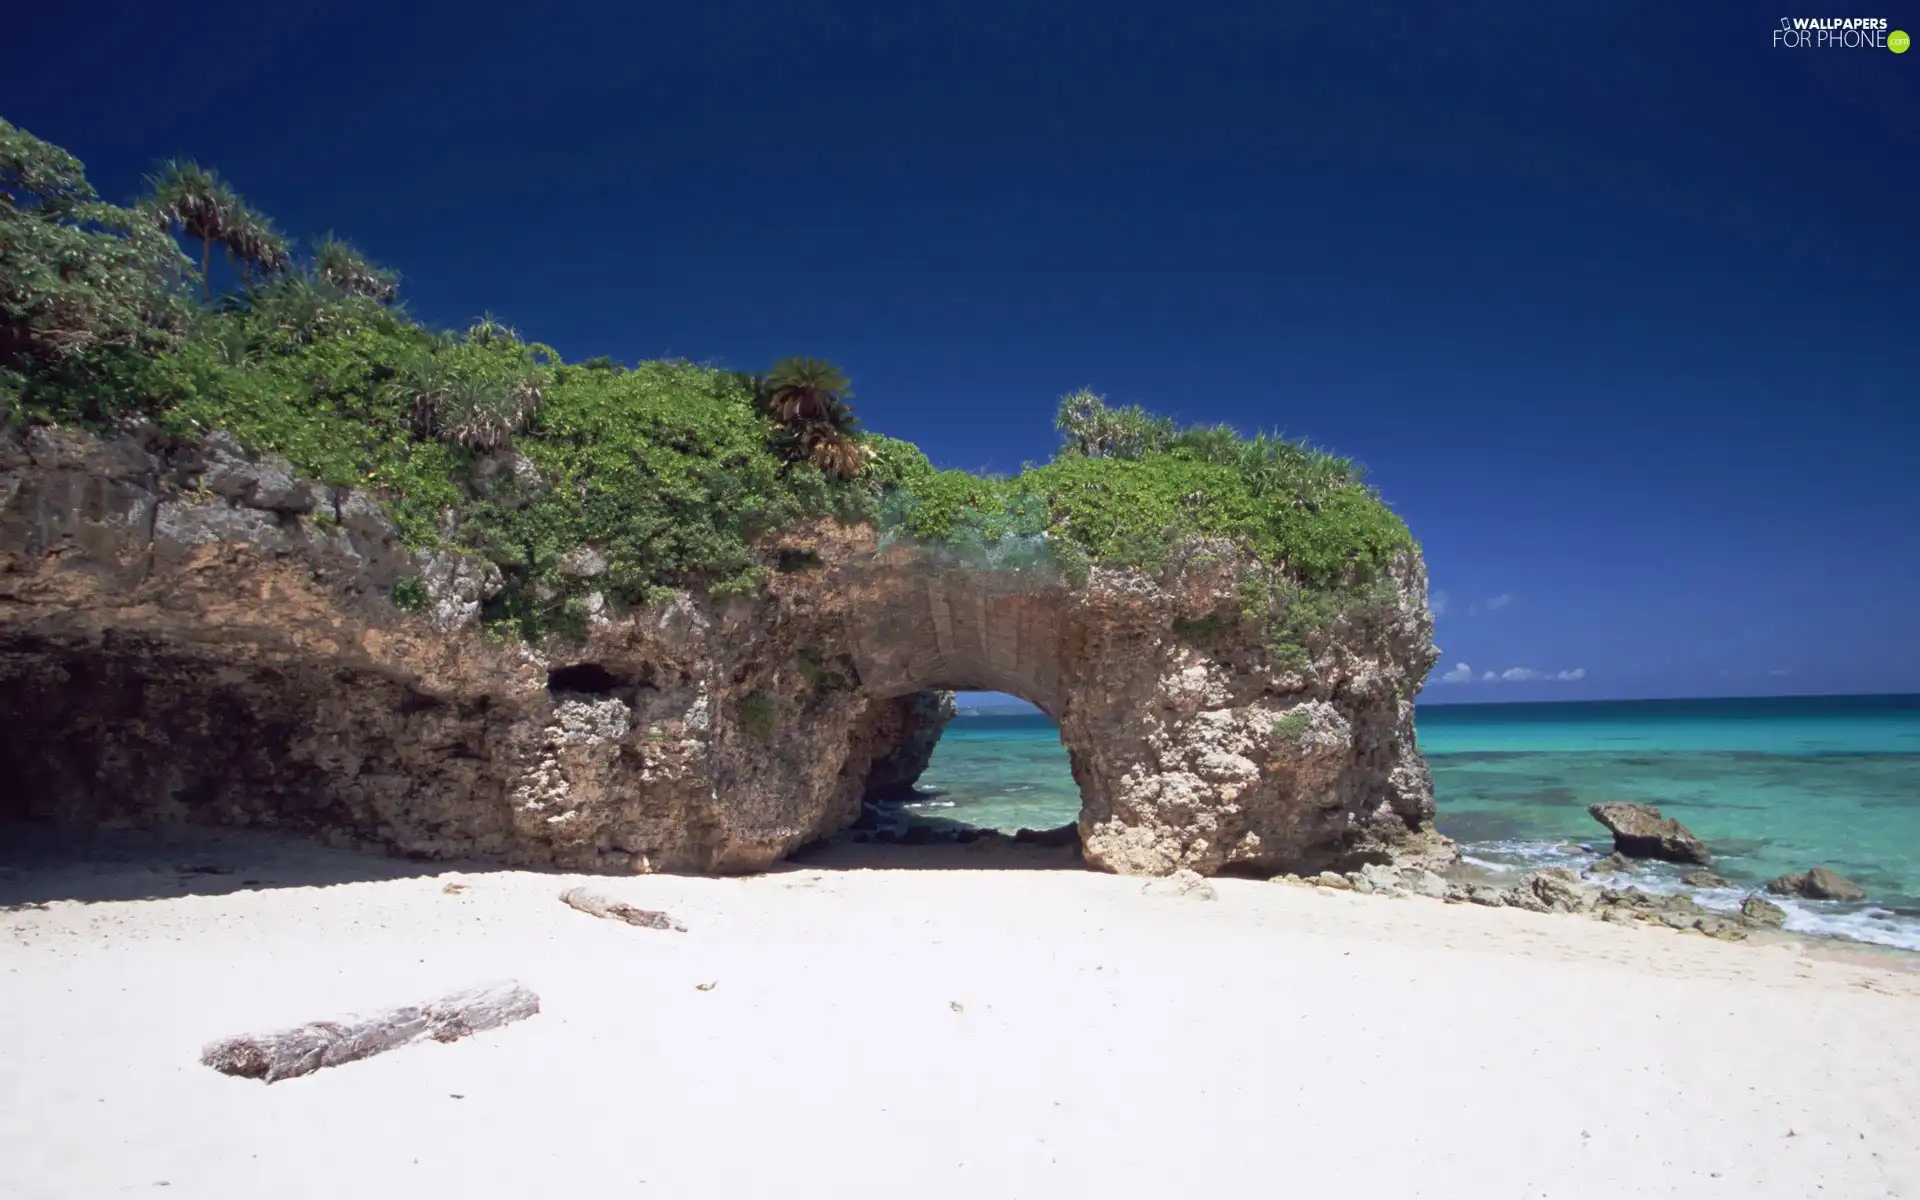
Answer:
[[1, 118, 1418, 650], [1271, 711, 1312, 742], [391, 576, 429, 613]]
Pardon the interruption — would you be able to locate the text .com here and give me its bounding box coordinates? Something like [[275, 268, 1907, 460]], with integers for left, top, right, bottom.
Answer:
[[1773, 16, 1895, 47]]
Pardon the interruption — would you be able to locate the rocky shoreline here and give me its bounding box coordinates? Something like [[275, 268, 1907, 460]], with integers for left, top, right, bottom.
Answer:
[[1275, 800, 1884, 948]]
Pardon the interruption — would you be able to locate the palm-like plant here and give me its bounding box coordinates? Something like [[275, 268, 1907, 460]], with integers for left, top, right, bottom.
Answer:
[[225, 209, 290, 282], [1054, 388, 1173, 459], [763, 357, 849, 425], [145, 159, 290, 297], [761, 357, 867, 479], [144, 159, 237, 300], [803, 423, 871, 479], [466, 313, 517, 346], [432, 373, 540, 451], [314, 234, 398, 302], [387, 350, 544, 452]]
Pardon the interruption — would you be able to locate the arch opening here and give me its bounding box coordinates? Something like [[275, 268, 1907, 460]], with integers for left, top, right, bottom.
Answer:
[[846, 686, 1087, 857]]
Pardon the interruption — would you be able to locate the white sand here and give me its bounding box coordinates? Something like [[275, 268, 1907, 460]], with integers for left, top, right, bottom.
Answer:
[[3, 829, 1917, 1199]]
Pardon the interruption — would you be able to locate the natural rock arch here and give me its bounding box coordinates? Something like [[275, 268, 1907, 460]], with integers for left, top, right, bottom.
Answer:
[[0, 426, 1450, 878]]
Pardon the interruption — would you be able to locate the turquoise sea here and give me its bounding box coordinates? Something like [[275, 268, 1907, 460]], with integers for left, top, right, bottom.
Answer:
[[890, 694, 1920, 951]]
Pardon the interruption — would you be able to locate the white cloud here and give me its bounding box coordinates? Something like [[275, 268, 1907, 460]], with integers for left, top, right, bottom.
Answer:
[[1483, 593, 1512, 611], [1441, 664, 1587, 685], [1768, 668, 1792, 677], [1429, 590, 1450, 617]]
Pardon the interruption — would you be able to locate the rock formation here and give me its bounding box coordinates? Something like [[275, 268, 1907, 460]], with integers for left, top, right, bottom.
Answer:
[[1586, 802, 1712, 865], [859, 690, 957, 799], [1740, 894, 1788, 926], [0, 425, 1448, 878], [1765, 867, 1867, 902]]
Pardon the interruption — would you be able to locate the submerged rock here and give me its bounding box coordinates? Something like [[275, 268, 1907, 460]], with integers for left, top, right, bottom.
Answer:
[[1584, 852, 1632, 876], [1586, 802, 1713, 865], [1765, 867, 1867, 902], [1680, 870, 1729, 889]]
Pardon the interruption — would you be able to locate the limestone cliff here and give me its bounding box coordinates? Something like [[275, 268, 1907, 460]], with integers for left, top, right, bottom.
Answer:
[[0, 424, 1449, 877]]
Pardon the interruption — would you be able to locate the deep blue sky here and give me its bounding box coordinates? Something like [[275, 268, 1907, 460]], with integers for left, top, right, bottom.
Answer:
[[7, 1, 1916, 702]]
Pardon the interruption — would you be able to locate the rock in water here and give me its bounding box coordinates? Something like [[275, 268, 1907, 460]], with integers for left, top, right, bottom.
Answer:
[[1584, 852, 1632, 876], [1586, 802, 1713, 865], [1740, 894, 1788, 926], [1765, 867, 1867, 902]]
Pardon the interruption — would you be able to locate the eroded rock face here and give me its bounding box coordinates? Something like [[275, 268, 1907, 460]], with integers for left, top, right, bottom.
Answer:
[[0, 426, 1449, 877], [860, 690, 957, 799]]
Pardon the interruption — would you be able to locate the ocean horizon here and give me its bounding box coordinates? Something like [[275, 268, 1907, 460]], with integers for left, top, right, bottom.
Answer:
[[907, 692, 1920, 951]]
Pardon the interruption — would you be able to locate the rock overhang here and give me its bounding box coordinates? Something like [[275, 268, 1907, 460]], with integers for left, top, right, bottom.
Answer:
[[0, 425, 1451, 878]]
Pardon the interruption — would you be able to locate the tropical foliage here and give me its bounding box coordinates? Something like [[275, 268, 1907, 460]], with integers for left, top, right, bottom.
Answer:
[[0, 116, 1416, 650], [760, 356, 868, 480]]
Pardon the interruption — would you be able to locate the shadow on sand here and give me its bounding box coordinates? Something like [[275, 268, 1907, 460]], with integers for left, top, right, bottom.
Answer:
[[0, 822, 496, 909], [783, 830, 1085, 874], [0, 818, 1089, 909]]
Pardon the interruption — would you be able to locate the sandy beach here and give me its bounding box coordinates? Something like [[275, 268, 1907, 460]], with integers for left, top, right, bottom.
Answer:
[[3, 828, 1916, 1200]]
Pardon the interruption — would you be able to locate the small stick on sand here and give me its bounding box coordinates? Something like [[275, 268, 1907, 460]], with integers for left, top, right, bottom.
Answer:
[[560, 886, 687, 931], [200, 980, 540, 1083]]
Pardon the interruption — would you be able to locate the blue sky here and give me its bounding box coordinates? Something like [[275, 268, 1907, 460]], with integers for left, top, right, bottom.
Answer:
[[7, 1, 1916, 703]]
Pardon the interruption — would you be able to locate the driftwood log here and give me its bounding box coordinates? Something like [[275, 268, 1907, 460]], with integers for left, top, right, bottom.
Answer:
[[200, 979, 541, 1083], [560, 886, 687, 931]]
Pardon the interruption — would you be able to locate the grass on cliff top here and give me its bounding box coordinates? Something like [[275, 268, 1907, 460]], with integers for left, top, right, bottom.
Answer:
[[1, 116, 1416, 643]]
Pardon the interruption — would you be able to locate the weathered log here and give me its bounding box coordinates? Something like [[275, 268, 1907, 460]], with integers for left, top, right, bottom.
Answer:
[[560, 886, 687, 931], [200, 979, 540, 1083]]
